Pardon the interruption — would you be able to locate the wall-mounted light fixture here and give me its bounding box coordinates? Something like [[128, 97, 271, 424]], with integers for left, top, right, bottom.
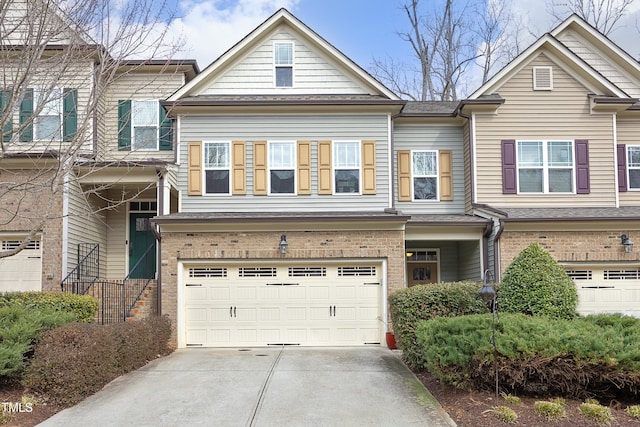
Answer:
[[621, 234, 634, 253], [279, 234, 288, 255]]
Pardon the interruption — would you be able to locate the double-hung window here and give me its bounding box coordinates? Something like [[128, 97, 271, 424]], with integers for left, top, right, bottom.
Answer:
[[132, 100, 159, 150], [628, 146, 640, 189], [204, 142, 230, 194], [334, 141, 360, 194], [34, 88, 62, 141], [413, 151, 438, 200], [517, 140, 574, 193], [274, 42, 293, 87], [269, 141, 295, 194]]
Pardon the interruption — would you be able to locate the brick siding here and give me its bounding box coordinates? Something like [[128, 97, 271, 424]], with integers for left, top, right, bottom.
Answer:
[[500, 230, 640, 273]]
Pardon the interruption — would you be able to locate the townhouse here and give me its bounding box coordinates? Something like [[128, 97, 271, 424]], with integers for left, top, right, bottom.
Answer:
[[1, 5, 637, 347]]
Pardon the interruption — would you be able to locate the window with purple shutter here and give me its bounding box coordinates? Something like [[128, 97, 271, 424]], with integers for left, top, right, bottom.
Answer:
[[574, 140, 590, 194], [617, 144, 627, 192], [501, 140, 517, 194]]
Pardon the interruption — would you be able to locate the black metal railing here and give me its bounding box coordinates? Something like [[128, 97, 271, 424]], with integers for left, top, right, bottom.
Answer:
[[60, 243, 99, 294], [61, 242, 156, 324]]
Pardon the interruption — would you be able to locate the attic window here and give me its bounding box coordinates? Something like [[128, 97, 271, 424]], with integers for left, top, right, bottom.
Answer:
[[274, 42, 293, 87], [533, 66, 553, 90]]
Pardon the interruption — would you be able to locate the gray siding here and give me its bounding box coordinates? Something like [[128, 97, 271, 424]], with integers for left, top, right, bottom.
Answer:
[[393, 123, 466, 214], [66, 180, 108, 276], [179, 114, 391, 212], [458, 240, 481, 281]]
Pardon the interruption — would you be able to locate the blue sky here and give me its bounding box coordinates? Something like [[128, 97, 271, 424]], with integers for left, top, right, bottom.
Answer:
[[167, 0, 640, 73]]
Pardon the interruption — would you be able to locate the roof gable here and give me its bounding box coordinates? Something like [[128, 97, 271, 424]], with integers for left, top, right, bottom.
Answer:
[[468, 15, 631, 100], [168, 9, 399, 101]]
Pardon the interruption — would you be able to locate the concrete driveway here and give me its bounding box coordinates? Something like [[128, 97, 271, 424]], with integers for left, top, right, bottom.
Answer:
[[39, 347, 455, 427]]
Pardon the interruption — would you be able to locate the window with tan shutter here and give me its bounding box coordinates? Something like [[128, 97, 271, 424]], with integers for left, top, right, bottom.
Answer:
[[232, 141, 246, 195], [398, 149, 453, 202], [297, 140, 311, 194]]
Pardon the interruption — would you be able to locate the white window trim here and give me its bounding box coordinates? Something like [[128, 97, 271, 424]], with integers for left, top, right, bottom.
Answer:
[[516, 140, 575, 194], [627, 145, 640, 191], [131, 99, 159, 151], [203, 141, 231, 196], [267, 140, 297, 196], [34, 87, 62, 142], [333, 140, 362, 195], [411, 150, 440, 202], [273, 41, 294, 88]]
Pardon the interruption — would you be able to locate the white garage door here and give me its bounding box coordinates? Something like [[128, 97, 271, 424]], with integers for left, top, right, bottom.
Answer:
[[0, 239, 43, 292], [568, 267, 640, 317], [183, 262, 383, 347]]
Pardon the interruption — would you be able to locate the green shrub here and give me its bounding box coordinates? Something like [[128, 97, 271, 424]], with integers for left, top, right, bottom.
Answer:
[[486, 406, 517, 423], [0, 306, 77, 378], [501, 392, 521, 405], [415, 313, 640, 398], [499, 243, 578, 319], [534, 400, 566, 420], [626, 405, 640, 419], [0, 292, 97, 323], [579, 402, 613, 425], [388, 281, 488, 368], [23, 316, 172, 405]]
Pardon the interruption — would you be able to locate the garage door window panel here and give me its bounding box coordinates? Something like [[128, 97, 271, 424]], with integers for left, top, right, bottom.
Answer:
[[204, 142, 230, 194]]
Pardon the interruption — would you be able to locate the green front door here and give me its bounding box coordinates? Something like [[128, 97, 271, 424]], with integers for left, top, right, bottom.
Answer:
[[129, 213, 156, 279]]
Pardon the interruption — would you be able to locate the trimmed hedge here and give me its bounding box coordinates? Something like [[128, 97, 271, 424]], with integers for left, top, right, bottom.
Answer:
[[388, 281, 488, 368], [23, 316, 172, 405], [0, 306, 77, 378], [0, 292, 98, 323], [415, 313, 640, 399], [499, 243, 578, 319]]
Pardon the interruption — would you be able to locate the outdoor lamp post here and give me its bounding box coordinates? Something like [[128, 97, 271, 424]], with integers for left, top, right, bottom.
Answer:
[[480, 270, 499, 398]]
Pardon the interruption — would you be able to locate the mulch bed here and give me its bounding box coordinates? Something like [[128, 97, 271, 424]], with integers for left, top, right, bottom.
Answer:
[[416, 370, 640, 426]]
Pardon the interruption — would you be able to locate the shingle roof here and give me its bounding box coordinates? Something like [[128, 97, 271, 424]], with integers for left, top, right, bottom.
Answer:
[[153, 211, 411, 223], [400, 101, 459, 116], [407, 214, 491, 225], [165, 94, 404, 106], [495, 207, 640, 221]]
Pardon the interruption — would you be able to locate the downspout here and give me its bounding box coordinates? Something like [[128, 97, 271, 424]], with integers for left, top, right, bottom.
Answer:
[[493, 219, 505, 281], [388, 114, 394, 210], [482, 221, 494, 279]]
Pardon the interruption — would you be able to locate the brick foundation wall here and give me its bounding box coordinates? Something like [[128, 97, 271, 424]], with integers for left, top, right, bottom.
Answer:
[[160, 229, 406, 347], [500, 230, 640, 273], [0, 168, 64, 291]]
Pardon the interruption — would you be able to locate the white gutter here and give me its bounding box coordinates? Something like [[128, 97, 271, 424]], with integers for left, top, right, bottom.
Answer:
[[387, 114, 393, 209], [613, 113, 619, 208]]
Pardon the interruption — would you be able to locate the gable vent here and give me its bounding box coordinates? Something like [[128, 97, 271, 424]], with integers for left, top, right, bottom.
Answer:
[[533, 66, 553, 90]]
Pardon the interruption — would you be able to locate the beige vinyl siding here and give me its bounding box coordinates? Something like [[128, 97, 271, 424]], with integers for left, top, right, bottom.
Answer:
[[2, 58, 95, 155], [101, 72, 184, 162], [202, 25, 371, 95], [105, 202, 127, 279], [2, 0, 79, 44], [393, 124, 466, 214], [474, 54, 617, 207], [179, 114, 391, 212], [615, 116, 640, 206], [556, 30, 640, 98], [65, 180, 107, 277]]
